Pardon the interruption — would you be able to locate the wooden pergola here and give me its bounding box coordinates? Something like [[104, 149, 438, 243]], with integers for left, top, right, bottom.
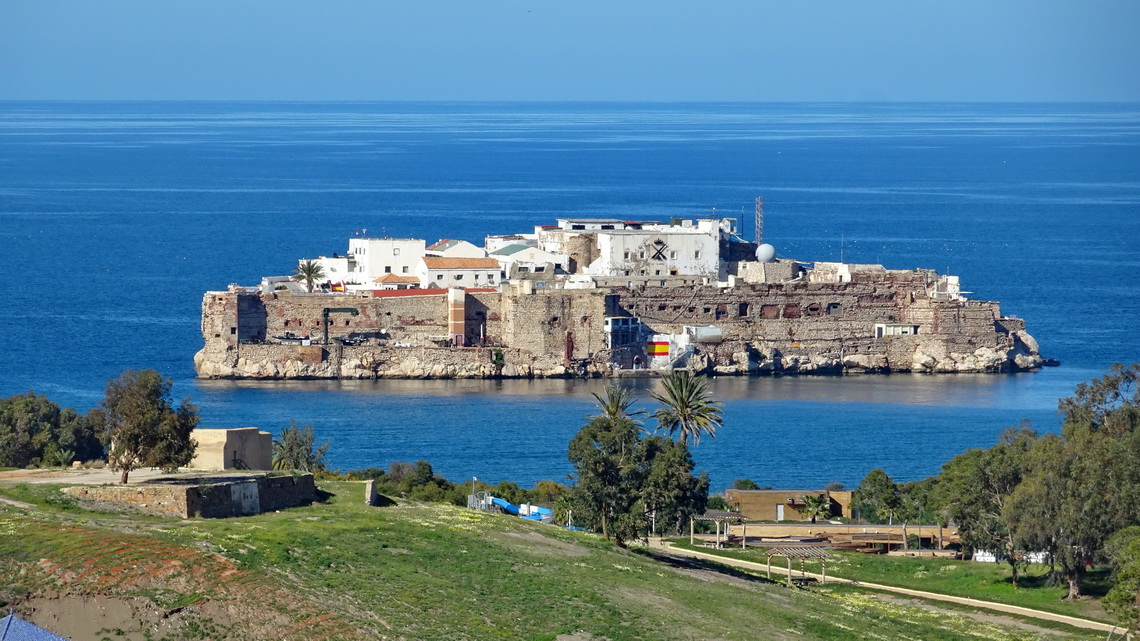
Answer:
[[689, 510, 749, 548], [765, 546, 831, 586]]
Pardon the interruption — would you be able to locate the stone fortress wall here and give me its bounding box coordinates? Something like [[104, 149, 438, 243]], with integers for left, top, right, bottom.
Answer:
[[195, 265, 1045, 379]]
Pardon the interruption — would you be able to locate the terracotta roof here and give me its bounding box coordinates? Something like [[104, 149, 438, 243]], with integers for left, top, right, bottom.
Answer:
[[372, 274, 421, 283], [422, 256, 500, 270]]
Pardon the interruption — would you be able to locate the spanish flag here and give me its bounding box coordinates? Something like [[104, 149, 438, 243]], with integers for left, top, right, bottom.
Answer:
[[648, 341, 670, 356]]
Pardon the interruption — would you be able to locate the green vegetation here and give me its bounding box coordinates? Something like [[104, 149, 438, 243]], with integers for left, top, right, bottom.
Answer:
[[0, 391, 102, 467], [271, 421, 328, 472], [0, 482, 1106, 641], [89, 369, 198, 484], [1104, 526, 1140, 635], [293, 259, 325, 292], [651, 370, 724, 445], [671, 541, 1110, 623]]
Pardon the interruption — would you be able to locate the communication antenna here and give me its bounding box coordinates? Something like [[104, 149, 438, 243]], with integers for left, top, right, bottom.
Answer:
[[754, 196, 764, 244]]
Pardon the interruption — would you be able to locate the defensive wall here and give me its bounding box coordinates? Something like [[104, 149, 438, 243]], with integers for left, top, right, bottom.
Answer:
[[195, 273, 1045, 379], [63, 473, 316, 518]]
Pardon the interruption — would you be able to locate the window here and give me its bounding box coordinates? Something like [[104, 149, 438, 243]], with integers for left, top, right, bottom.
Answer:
[[455, 274, 463, 280], [623, 250, 630, 259], [670, 250, 677, 259], [694, 250, 702, 259], [393, 248, 401, 256], [402, 266, 409, 273], [639, 251, 646, 259], [384, 266, 392, 273], [572, 224, 585, 230], [535, 266, 545, 272], [488, 274, 495, 282], [669, 269, 678, 276], [654, 269, 661, 276], [437, 274, 444, 280], [739, 303, 750, 317]]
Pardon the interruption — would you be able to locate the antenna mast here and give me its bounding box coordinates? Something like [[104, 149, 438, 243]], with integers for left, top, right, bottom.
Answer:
[[754, 196, 764, 244]]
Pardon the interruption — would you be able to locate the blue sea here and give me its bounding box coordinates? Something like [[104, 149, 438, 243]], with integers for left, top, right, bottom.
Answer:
[[1, 102, 1138, 491]]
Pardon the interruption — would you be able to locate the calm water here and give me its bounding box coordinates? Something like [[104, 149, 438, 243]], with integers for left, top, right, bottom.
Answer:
[[1, 102, 1138, 490]]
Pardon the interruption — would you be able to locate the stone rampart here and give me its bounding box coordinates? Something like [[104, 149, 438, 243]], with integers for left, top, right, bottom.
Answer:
[[64, 473, 316, 518], [196, 275, 1046, 379]]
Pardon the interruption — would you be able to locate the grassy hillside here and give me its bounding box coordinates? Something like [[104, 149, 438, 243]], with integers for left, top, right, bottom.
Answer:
[[0, 481, 1106, 641]]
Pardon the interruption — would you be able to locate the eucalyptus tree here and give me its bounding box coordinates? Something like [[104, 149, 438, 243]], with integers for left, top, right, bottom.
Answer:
[[651, 371, 723, 446], [88, 370, 198, 484], [294, 259, 326, 293]]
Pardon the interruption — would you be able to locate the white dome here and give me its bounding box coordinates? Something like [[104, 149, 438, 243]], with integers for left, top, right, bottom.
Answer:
[[755, 243, 776, 263]]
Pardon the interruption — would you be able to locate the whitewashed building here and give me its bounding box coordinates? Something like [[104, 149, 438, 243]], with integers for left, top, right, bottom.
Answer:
[[417, 256, 502, 289], [345, 238, 426, 289], [426, 239, 487, 258]]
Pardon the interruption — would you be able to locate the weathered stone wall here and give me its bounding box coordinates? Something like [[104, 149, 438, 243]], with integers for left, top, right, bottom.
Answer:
[[197, 273, 1046, 378], [63, 473, 316, 518]]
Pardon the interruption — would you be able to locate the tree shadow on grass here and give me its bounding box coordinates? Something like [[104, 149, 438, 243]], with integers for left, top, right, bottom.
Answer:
[[633, 548, 782, 587]]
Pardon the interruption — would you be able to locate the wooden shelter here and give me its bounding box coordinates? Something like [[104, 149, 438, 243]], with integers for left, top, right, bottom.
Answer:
[[689, 510, 749, 548], [764, 546, 832, 586]]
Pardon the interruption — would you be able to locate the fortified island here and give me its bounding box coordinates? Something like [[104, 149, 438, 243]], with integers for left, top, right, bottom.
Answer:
[[195, 204, 1048, 380]]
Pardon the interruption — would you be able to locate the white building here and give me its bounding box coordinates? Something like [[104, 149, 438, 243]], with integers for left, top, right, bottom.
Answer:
[[426, 239, 487, 258], [485, 233, 538, 253], [345, 238, 426, 289], [417, 257, 503, 289], [585, 220, 722, 279], [490, 244, 569, 279]]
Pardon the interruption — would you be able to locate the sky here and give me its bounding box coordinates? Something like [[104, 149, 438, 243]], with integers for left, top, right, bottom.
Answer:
[[2, 1, 1138, 102]]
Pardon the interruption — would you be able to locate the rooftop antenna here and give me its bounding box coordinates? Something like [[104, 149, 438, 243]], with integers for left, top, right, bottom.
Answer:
[[754, 196, 764, 244]]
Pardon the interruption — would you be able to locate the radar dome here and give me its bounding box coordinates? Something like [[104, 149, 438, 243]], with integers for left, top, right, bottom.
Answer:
[[755, 243, 776, 263]]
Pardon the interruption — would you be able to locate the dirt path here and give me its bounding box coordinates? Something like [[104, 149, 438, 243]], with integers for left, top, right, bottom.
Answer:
[[0, 495, 32, 509], [656, 540, 1122, 635]]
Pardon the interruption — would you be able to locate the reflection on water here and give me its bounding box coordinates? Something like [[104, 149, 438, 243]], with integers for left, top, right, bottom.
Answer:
[[195, 367, 1077, 410]]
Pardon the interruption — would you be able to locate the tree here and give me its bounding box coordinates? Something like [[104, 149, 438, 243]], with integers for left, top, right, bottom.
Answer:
[[651, 370, 723, 446], [568, 416, 645, 547], [733, 478, 761, 490], [936, 426, 1036, 586], [89, 370, 197, 484], [853, 468, 899, 524], [590, 385, 646, 426], [1104, 526, 1140, 635], [272, 421, 329, 472], [800, 493, 831, 524], [568, 415, 708, 547], [294, 259, 326, 293], [0, 392, 102, 468]]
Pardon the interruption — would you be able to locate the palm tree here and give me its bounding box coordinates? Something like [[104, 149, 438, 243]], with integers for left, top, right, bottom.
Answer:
[[590, 385, 646, 425], [294, 259, 326, 293], [272, 421, 328, 472], [651, 370, 723, 446], [800, 493, 832, 524]]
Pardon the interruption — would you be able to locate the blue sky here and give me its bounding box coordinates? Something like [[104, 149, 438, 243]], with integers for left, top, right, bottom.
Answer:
[[2, 1, 1137, 101]]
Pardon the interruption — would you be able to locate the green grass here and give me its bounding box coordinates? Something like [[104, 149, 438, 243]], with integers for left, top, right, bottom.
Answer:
[[0, 481, 1110, 640], [671, 540, 1110, 623]]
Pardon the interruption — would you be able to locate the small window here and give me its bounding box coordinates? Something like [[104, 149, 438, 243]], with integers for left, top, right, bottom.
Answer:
[[437, 274, 444, 280], [393, 248, 401, 256], [694, 250, 702, 259], [658, 304, 666, 311], [623, 251, 630, 259], [455, 274, 463, 280], [739, 303, 750, 317], [230, 327, 237, 335], [535, 266, 545, 272], [384, 266, 392, 273], [669, 251, 677, 259], [402, 266, 409, 273], [639, 251, 646, 259], [654, 269, 661, 276], [669, 269, 678, 276], [572, 224, 585, 230]]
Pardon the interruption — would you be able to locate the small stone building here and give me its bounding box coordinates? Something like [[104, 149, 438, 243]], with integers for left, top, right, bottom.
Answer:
[[724, 488, 854, 522], [189, 427, 272, 471]]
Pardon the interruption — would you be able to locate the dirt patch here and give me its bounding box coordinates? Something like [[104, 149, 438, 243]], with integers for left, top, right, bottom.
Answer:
[[556, 632, 608, 641], [497, 530, 591, 557], [15, 593, 240, 641]]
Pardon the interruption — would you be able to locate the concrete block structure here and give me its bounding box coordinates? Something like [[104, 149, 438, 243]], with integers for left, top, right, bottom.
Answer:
[[725, 488, 855, 522], [189, 427, 273, 471]]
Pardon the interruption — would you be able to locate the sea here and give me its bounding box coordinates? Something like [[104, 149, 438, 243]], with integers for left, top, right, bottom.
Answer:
[[1, 102, 1138, 491]]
